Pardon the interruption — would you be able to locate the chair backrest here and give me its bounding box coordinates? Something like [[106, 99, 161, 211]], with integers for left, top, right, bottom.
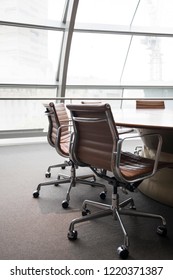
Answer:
[[66, 103, 119, 171], [136, 100, 165, 109], [43, 102, 70, 157]]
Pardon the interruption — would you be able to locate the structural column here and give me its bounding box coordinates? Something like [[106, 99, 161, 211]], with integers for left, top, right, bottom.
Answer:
[[57, 0, 79, 98]]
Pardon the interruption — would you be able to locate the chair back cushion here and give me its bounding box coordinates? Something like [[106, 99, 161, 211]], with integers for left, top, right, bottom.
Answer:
[[136, 100, 165, 109], [44, 102, 70, 157], [66, 103, 119, 171]]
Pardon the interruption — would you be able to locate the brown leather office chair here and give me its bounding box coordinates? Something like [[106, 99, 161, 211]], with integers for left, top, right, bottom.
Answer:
[[134, 100, 165, 155], [136, 100, 165, 109], [66, 103, 173, 259], [33, 102, 107, 208]]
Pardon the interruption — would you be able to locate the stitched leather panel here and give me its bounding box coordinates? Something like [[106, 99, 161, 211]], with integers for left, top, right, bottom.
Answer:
[[67, 103, 118, 171], [77, 124, 113, 171], [44, 102, 70, 157]]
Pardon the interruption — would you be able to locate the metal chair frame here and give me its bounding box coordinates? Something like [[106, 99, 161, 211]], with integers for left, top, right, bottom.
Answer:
[[33, 102, 107, 208], [66, 103, 172, 259]]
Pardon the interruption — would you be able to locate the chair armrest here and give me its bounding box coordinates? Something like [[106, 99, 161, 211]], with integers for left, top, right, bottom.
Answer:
[[114, 133, 163, 183], [58, 123, 73, 133]]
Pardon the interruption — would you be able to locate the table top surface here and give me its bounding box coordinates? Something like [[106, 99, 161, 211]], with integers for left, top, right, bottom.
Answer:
[[114, 108, 173, 129]]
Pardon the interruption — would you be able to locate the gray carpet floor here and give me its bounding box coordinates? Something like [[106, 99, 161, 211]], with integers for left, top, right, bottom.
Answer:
[[0, 142, 173, 260]]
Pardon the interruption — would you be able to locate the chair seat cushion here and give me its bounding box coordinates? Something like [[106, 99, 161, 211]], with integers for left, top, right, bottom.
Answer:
[[120, 152, 173, 180]]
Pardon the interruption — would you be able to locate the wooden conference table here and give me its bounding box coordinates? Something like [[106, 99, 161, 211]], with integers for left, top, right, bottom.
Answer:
[[114, 108, 173, 207]]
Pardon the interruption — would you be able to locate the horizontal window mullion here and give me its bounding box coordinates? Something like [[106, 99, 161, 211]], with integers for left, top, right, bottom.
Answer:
[[1, 84, 173, 90], [0, 20, 66, 31], [74, 23, 173, 38], [1, 97, 173, 101], [0, 84, 59, 88], [1, 20, 173, 38]]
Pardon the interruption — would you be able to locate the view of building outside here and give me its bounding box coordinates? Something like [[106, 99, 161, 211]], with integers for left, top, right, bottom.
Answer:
[[0, 0, 62, 132]]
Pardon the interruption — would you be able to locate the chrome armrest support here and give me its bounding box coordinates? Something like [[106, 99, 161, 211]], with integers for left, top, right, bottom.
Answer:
[[113, 133, 163, 183], [58, 123, 73, 133]]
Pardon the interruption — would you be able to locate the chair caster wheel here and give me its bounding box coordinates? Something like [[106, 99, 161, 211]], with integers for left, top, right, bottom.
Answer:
[[45, 172, 51, 178], [100, 191, 106, 200], [33, 191, 39, 198], [157, 226, 167, 237], [82, 208, 91, 216], [68, 230, 78, 240], [62, 200, 69, 209], [117, 245, 129, 259]]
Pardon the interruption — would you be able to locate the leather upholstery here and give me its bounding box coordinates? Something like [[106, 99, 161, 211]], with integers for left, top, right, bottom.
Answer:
[[44, 102, 70, 157], [136, 100, 165, 109]]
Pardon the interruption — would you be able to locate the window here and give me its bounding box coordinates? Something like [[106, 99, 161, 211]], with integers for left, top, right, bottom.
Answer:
[[0, 26, 62, 84], [1, 0, 173, 138]]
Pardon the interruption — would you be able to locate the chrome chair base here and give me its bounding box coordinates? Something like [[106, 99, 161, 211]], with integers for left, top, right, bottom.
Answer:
[[45, 160, 71, 178], [68, 189, 167, 259], [33, 162, 107, 208]]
